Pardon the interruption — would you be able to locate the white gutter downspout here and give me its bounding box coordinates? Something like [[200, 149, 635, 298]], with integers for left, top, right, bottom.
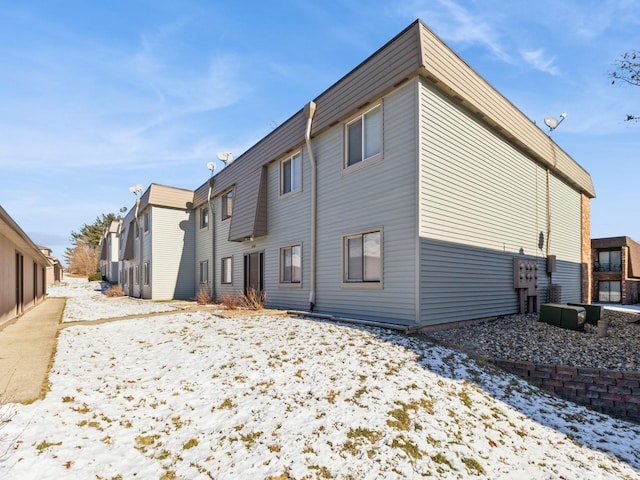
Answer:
[[304, 101, 317, 311], [207, 177, 216, 301]]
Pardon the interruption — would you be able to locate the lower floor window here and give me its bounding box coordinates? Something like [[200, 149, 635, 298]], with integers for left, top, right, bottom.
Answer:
[[280, 245, 302, 283], [134, 265, 139, 285], [143, 262, 149, 285], [344, 230, 381, 282], [598, 281, 621, 303], [199, 260, 208, 284], [221, 257, 232, 284]]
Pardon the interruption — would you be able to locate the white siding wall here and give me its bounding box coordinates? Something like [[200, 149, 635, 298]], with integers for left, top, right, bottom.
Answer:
[[150, 206, 195, 300], [418, 80, 582, 324]]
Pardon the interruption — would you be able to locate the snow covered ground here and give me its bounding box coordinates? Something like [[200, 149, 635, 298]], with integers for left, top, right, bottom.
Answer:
[[1, 278, 639, 479]]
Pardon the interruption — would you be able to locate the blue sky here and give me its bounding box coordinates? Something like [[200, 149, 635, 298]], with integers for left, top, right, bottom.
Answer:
[[1, 0, 639, 264]]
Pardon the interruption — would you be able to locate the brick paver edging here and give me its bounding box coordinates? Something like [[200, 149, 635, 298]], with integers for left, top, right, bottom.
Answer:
[[490, 359, 640, 424]]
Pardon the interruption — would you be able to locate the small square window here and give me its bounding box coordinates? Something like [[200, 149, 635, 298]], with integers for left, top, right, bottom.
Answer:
[[280, 245, 302, 283], [222, 190, 234, 220], [281, 153, 302, 196], [345, 105, 381, 168], [221, 257, 232, 284], [344, 230, 381, 283]]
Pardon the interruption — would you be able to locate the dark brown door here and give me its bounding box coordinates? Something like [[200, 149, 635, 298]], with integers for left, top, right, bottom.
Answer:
[[15, 252, 24, 315], [244, 252, 263, 294]]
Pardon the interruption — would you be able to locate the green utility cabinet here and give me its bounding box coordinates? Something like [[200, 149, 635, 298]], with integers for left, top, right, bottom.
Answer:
[[539, 304, 586, 331], [567, 303, 602, 325]]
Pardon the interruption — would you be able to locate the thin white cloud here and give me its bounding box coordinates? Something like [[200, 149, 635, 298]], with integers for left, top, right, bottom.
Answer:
[[520, 48, 560, 76]]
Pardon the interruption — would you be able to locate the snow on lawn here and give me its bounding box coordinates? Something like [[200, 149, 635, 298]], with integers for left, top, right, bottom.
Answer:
[[1, 286, 639, 479], [47, 276, 179, 322]]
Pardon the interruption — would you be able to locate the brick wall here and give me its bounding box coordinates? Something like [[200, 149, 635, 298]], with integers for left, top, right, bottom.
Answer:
[[490, 359, 640, 424]]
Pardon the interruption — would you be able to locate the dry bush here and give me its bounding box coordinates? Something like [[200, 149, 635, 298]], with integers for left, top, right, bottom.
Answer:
[[195, 288, 213, 305], [241, 288, 266, 311], [105, 284, 124, 297], [220, 293, 240, 310]]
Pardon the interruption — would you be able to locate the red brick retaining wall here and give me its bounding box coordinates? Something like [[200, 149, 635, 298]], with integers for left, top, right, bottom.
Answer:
[[490, 359, 640, 424]]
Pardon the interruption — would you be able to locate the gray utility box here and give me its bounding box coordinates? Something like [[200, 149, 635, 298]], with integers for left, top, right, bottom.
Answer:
[[567, 303, 603, 326], [539, 304, 586, 331]]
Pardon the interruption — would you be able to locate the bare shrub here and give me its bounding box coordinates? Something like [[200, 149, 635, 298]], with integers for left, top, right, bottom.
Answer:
[[241, 288, 266, 310], [195, 288, 213, 305], [105, 284, 124, 297], [220, 293, 240, 310]]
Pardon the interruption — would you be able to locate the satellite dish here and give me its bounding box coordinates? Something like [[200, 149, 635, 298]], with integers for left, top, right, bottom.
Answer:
[[543, 112, 567, 135], [206, 161, 216, 172], [217, 152, 233, 166], [544, 117, 558, 130], [129, 184, 143, 195], [119, 206, 128, 213]]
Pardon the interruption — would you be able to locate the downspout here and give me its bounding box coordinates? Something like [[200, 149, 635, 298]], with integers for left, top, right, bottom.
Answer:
[[304, 101, 317, 311], [208, 177, 216, 301]]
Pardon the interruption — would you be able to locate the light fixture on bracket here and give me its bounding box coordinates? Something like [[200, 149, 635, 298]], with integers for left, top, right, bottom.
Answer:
[[544, 112, 567, 135]]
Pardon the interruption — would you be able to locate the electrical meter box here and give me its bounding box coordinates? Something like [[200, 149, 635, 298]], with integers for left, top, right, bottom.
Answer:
[[513, 257, 539, 313], [513, 258, 538, 294]]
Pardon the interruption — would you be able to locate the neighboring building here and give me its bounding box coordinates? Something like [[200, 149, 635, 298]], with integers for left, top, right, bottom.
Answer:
[[117, 20, 596, 327], [119, 184, 195, 300], [591, 237, 640, 304], [39, 245, 64, 285], [0, 206, 51, 326], [99, 220, 120, 283]]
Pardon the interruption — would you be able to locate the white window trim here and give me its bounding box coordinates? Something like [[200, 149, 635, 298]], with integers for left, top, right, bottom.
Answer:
[[343, 103, 383, 173], [341, 228, 383, 289], [221, 257, 233, 284], [279, 151, 303, 198], [279, 244, 302, 287]]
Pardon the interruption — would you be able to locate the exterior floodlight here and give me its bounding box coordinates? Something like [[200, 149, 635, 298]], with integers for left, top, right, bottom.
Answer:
[[544, 113, 567, 135], [217, 152, 233, 167], [129, 184, 143, 196]]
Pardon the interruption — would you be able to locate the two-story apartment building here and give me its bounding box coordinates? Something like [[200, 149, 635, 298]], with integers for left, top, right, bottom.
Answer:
[[116, 20, 595, 327], [0, 205, 51, 326], [185, 20, 595, 327], [119, 184, 195, 300], [591, 236, 640, 304], [99, 220, 121, 284]]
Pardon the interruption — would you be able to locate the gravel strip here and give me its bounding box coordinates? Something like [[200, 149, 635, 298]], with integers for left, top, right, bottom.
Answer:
[[423, 308, 640, 372]]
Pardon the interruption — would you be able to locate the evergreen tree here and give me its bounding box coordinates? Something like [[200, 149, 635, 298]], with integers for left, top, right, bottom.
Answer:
[[65, 213, 117, 275]]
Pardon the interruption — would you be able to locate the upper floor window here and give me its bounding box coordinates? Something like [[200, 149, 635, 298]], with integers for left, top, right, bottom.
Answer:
[[345, 104, 381, 168], [134, 222, 139, 238], [143, 212, 149, 233], [200, 206, 209, 229], [280, 245, 302, 284], [596, 250, 622, 272], [343, 230, 382, 283], [222, 190, 234, 220], [281, 152, 302, 196]]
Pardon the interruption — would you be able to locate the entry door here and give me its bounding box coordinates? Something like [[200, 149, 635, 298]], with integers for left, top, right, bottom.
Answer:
[[244, 252, 264, 294], [15, 252, 24, 315]]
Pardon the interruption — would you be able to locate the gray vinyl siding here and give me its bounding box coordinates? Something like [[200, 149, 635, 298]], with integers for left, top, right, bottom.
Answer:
[[213, 195, 241, 298], [258, 149, 312, 311], [312, 81, 418, 324], [418, 80, 580, 325], [547, 174, 582, 303], [194, 203, 213, 296], [150, 206, 195, 300]]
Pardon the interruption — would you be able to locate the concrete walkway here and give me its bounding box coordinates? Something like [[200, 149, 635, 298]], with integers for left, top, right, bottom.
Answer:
[[0, 298, 65, 404]]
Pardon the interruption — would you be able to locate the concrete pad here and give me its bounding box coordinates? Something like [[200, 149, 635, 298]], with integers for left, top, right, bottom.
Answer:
[[0, 298, 65, 404]]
